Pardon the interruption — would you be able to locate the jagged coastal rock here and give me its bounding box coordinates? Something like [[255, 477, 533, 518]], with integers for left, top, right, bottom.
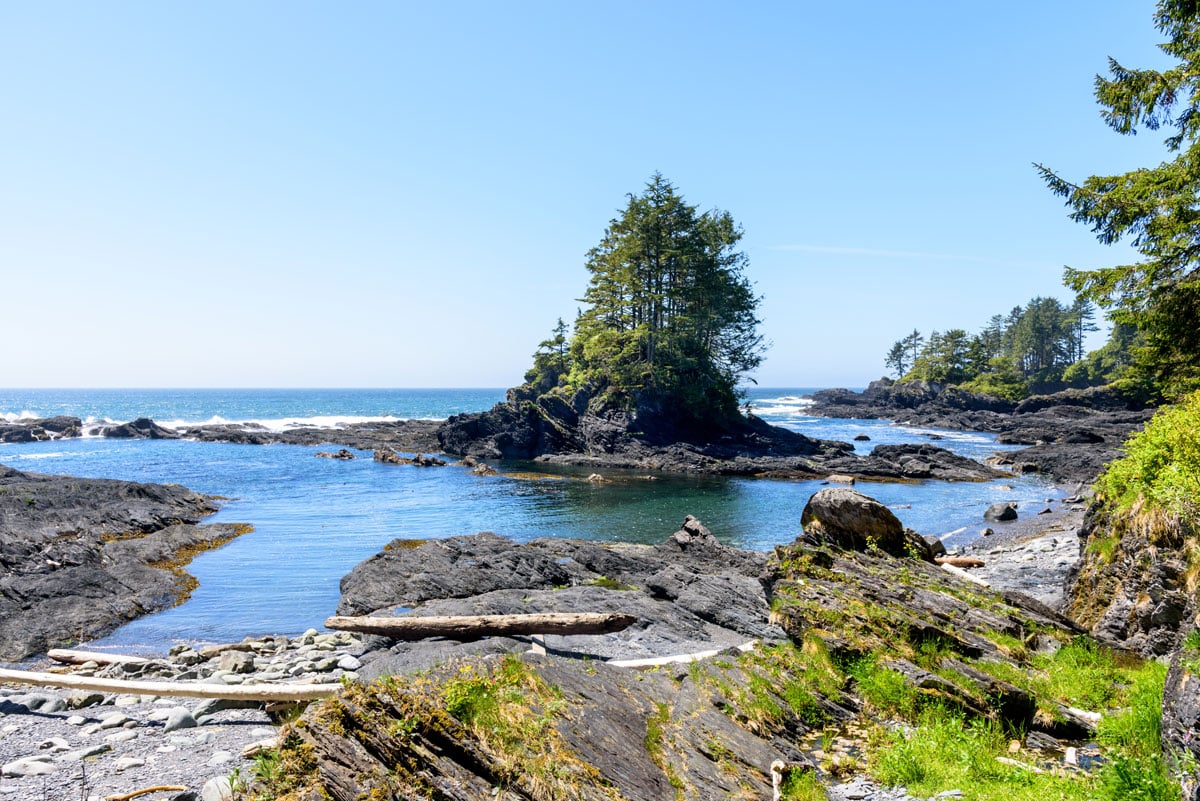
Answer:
[[808, 379, 1154, 484], [338, 516, 783, 676], [0, 465, 248, 661], [1064, 502, 1194, 657], [435, 383, 1003, 481]]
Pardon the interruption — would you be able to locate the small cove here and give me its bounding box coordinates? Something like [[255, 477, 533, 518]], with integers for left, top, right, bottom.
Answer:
[[0, 388, 1059, 652]]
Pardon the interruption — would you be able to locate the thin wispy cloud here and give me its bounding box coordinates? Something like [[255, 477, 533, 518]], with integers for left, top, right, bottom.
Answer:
[[768, 244, 1046, 269], [770, 244, 969, 261]]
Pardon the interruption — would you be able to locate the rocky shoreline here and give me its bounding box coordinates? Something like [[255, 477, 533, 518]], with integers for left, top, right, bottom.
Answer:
[[0, 504, 1096, 801], [0, 466, 251, 663], [806, 379, 1153, 485], [0, 385, 1145, 800]]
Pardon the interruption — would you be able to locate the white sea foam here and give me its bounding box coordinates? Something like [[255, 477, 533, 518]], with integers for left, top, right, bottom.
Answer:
[[753, 395, 814, 407], [158, 414, 411, 434], [752, 403, 818, 417], [11, 451, 69, 460], [894, 426, 992, 444], [1, 410, 41, 423]]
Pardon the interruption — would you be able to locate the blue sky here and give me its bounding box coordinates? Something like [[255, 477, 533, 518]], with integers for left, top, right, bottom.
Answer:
[[1, 2, 1174, 388]]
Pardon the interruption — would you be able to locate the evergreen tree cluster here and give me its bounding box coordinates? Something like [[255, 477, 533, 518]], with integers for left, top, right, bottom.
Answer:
[[1038, 0, 1200, 398], [883, 296, 1128, 399], [524, 174, 764, 430]]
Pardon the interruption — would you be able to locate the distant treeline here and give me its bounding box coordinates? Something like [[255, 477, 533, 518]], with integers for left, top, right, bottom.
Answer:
[[885, 296, 1139, 400]]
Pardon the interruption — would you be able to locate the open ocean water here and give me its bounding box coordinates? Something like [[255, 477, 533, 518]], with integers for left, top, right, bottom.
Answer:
[[0, 387, 1058, 653]]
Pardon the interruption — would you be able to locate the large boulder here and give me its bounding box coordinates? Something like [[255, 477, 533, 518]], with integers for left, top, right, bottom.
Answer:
[[800, 488, 916, 558]]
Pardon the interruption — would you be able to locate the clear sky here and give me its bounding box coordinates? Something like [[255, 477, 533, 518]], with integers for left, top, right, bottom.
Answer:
[[1, 2, 1175, 388]]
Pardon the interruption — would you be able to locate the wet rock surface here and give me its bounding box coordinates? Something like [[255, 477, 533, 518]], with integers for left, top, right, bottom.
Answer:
[[0, 466, 245, 662]]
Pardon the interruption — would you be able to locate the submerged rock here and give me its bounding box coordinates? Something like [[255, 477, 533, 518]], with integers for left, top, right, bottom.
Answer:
[[985, 502, 1019, 522]]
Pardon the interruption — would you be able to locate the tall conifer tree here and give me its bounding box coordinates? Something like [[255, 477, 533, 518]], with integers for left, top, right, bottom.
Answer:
[[571, 174, 763, 427], [1037, 0, 1200, 396]]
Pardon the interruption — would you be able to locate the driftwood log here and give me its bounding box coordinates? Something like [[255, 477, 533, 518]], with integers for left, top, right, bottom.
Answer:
[[324, 612, 638, 640], [0, 668, 341, 702], [48, 648, 149, 667], [936, 556, 986, 568]]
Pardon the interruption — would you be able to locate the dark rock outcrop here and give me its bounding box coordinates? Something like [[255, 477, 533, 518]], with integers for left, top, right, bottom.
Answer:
[[809, 380, 1155, 484], [1064, 504, 1193, 657], [436, 382, 1004, 482], [184, 419, 442, 452], [101, 417, 180, 439], [0, 465, 247, 661], [338, 516, 781, 676], [277, 497, 1099, 801], [1163, 621, 1200, 800], [0, 416, 82, 443]]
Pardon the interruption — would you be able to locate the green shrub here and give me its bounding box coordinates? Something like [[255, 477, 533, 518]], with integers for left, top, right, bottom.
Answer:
[[1098, 390, 1200, 523]]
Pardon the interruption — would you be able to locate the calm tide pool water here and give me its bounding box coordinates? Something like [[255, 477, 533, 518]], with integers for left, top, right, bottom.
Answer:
[[0, 388, 1058, 652]]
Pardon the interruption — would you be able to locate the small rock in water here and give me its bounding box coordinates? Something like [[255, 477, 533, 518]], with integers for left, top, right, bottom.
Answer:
[[984, 502, 1018, 522]]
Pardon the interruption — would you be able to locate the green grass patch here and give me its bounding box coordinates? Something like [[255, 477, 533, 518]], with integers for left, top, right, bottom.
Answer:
[[868, 706, 1096, 800], [1031, 637, 1132, 712], [846, 655, 922, 718], [584, 575, 636, 591], [777, 768, 829, 801]]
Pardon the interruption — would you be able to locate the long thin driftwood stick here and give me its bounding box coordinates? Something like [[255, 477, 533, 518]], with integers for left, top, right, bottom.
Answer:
[[105, 787, 189, 801], [324, 612, 638, 640], [0, 668, 341, 701]]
